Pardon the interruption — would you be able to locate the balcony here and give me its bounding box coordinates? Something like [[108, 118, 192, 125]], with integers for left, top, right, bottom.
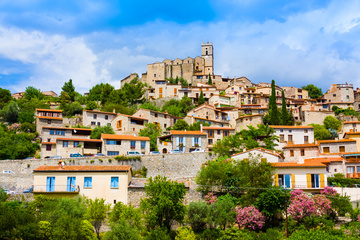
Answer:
[[347, 173, 360, 178], [33, 185, 80, 194]]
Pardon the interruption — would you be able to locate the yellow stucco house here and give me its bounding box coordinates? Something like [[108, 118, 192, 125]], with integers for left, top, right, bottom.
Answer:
[[33, 165, 132, 205]]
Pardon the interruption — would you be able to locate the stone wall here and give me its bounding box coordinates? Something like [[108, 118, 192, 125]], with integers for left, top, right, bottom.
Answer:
[[0, 152, 213, 204]]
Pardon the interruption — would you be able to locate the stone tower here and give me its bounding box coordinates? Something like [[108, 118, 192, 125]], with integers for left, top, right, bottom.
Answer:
[[201, 42, 214, 76]]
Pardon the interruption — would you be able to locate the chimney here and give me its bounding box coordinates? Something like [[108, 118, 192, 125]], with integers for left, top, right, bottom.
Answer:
[[185, 129, 186, 132], [113, 109, 116, 113], [200, 123, 203, 132]]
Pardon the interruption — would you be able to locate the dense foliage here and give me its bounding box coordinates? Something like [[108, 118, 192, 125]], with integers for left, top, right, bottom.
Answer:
[[302, 84, 323, 99]]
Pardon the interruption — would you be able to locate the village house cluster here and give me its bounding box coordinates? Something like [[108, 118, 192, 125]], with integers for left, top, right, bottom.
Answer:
[[25, 43, 360, 203]]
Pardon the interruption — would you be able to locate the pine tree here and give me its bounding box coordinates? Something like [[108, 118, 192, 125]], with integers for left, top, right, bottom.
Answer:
[[207, 74, 212, 85], [198, 90, 205, 105], [269, 80, 280, 125], [280, 90, 288, 125]]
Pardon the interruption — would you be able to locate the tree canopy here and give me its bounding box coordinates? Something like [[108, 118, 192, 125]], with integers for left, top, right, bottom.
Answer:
[[302, 84, 323, 99], [61, 79, 76, 101], [139, 123, 162, 151], [90, 125, 115, 139]]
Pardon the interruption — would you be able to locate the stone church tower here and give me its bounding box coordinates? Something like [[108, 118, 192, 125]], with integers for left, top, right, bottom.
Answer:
[[201, 42, 214, 76]]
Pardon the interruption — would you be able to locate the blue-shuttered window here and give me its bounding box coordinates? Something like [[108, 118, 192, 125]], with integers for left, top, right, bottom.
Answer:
[[63, 141, 68, 147], [111, 177, 119, 188], [107, 151, 119, 156], [130, 141, 136, 149], [46, 177, 55, 192], [141, 141, 146, 149], [50, 130, 54, 135], [84, 177, 92, 188], [67, 177, 76, 192]]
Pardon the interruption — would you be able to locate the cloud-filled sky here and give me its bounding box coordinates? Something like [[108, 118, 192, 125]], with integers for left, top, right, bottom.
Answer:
[[1, 0, 360, 94]]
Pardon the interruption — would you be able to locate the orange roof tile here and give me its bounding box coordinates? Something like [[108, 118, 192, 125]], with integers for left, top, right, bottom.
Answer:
[[344, 132, 360, 135], [304, 157, 342, 164], [37, 116, 63, 120], [42, 126, 92, 131], [202, 127, 235, 130], [84, 110, 117, 115], [56, 138, 102, 142], [283, 143, 319, 148], [272, 162, 326, 168], [343, 121, 360, 124], [34, 165, 131, 172], [101, 134, 150, 141], [41, 142, 56, 145], [317, 139, 356, 143], [270, 125, 313, 129], [36, 108, 62, 113], [170, 130, 207, 135]]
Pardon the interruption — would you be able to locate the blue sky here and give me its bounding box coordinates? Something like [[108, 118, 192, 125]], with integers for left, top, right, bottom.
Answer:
[[1, 0, 360, 94]]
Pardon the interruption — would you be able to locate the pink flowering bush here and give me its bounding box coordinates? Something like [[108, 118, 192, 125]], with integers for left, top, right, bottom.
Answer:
[[235, 206, 266, 230], [204, 192, 217, 204], [288, 192, 316, 221], [321, 186, 338, 196], [290, 189, 305, 199], [313, 194, 332, 216], [8, 123, 21, 131], [358, 214, 360, 222]]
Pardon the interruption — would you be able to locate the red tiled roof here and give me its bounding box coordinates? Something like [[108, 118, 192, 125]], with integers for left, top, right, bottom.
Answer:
[[42, 126, 92, 131], [304, 157, 342, 164], [317, 139, 356, 143], [344, 132, 360, 135], [101, 134, 150, 141], [170, 130, 207, 135], [41, 142, 56, 145], [56, 138, 102, 142], [34, 165, 131, 172], [272, 162, 326, 168], [36, 108, 62, 113], [270, 125, 313, 129], [343, 121, 360, 124], [37, 116, 63, 120], [283, 143, 319, 148], [202, 127, 235, 130]]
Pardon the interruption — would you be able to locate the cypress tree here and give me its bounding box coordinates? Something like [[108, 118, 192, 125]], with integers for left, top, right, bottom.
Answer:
[[281, 90, 288, 125], [269, 80, 280, 125], [198, 90, 205, 105], [207, 74, 212, 85]]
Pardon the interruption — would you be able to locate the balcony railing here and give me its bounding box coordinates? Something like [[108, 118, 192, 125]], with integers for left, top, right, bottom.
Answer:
[[347, 173, 360, 178], [33, 185, 80, 193]]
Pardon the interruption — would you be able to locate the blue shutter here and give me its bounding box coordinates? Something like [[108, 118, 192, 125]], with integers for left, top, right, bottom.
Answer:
[[284, 175, 291, 188], [50, 130, 54, 135], [183, 137, 186, 147], [199, 137, 201, 147], [192, 137, 194, 147], [47, 177, 55, 192], [61, 130, 65, 136], [46, 177, 51, 192], [176, 137, 179, 146]]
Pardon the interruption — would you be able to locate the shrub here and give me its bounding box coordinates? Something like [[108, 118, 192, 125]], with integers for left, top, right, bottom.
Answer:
[[288, 191, 316, 221], [90, 160, 95, 164], [108, 159, 112, 163], [204, 192, 217, 204], [98, 159, 103, 163], [235, 206, 266, 230], [175, 226, 197, 240], [187, 201, 208, 232]]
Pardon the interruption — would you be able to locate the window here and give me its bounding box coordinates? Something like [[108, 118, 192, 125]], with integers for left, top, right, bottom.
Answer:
[[290, 150, 294, 157], [130, 141, 136, 149], [111, 177, 119, 188], [63, 141, 68, 148], [55, 130, 60, 135], [93, 114, 97, 119], [217, 130, 221, 135], [304, 136, 309, 144], [278, 174, 291, 188], [289, 130, 292, 133], [61, 130, 65, 136], [300, 149, 305, 156], [97, 122, 100, 126], [347, 167, 355, 173], [91, 122, 96, 125], [193, 137, 199, 146], [298, 95, 302, 99], [208, 130, 213, 138], [208, 139, 213, 145], [155, 113, 158, 117], [154, 74, 156, 77], [304, 129, 308, 133], [46, 145, 52, 151], [50, 130, 54, 135], [357, 166, 360, 173], [117, 120, 122, 128], [288, 135, 293, 144], [107, 140, 121, 145], [280, 135, 284, 142], [311, 174, 320, 188], [46, 177, 55, 192], [333, 94, 336, 97], [141, 141, 146, 149], [84, 177, 92, 188], [74, 141, 79, 147], [107, 151, 119, 156], [280, 129, 283, 133], [67, 177, 76, 192], [339, 146, 345, 153], [105, 115, 108, 120], [323, 147, 330, 153], [224, 131, 228, 137]]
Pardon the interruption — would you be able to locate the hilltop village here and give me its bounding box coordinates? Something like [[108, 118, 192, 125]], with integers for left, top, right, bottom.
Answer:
[[2, 43, 360, 238]]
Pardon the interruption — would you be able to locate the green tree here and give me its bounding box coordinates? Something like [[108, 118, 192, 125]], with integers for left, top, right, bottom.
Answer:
[[171, 119, 189, 130], [208, 74, 212, 85], [90, 125, 115, 139], [121, 78, 146, 105], [88, 83, 115, 106], [175, 226, 197, 240], [24, 86, 44, 100], [280, 90, 289, 125], [139, 102, 161, 112], [162, 96, 195, 117], [0, 88, 12, 109], [187, 121, 210, 131], [213, 134, 243, 157], [302, 84, 323, 99], [139, 123, 162, 151], [198, 90, 205, 105], [66, 102, 83, 116], [0, 101, 19, 123], [102, 103, 136, 115], [309, 124, 332, 140], [323, 116, 341, 131], [85, 198, 110, 239], [141, 176, 186, 232], [86, 101, 98, 110], [187, 201, 208, 232], [209, 194, 237, 230], [109, 202, 143, 230], [104, 220, 143, 240], [179, 77, 189, 86], [269, 80, 280, 125], [62, 79, 76, 101]]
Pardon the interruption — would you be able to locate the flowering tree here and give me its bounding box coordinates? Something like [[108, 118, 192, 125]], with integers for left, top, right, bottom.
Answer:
[[288, 191, 316, 221], [235, 206, 266, 230], [321, 186, 338, 196], [204, 192, 217, 204], [313, 194, 332, 216]]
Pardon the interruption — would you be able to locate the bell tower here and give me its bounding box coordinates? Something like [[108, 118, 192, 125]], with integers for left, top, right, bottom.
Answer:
[[201, 42, 214, 76]]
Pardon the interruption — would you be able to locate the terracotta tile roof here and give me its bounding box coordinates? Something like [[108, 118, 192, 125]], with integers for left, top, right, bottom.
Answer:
[[283, 143, 319, 148], [270, 125, 313, 129], [343, 121, 360, 124], [34, 165, 131, 172], [202, 127, 235, 130], [272, 162, 326, 168], [41, 142, 56, 145], [344, 132, 360, 135], [101, 134, 150, 141], [56, 138, 102, 142], [37, 116, 63, 120], [317, 139, 356, 144], [170, 130, 207, 135], [304, 157, 342, 164], [36, 108, 62, 113], [42, 126, 92, 131], [232, 147, 284, 158], [84, 110, 117, 115]]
